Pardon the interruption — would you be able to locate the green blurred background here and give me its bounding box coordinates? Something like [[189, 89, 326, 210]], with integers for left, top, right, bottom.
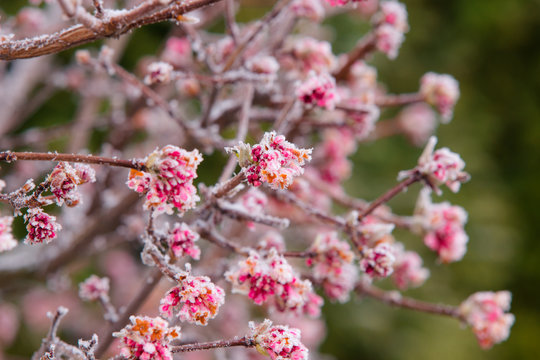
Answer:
[[2, 0, 540, 359]]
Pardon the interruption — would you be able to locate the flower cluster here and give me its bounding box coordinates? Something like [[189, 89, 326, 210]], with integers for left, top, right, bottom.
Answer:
[[399, 136, 469, 193], [127, 145, 203, 216], [144, 61, 174, 85], [79, 275, 110, 302], [280, 37, 336, 75], [250, 319, 308, 360], [159, 275, 225, 326], [49, 162, 96, 206], [415, 189, 468, 263], [420, 72, 460, 122], [23, 208, 62, 245], [297, 71, 340, 110], [166, 223, 201, 260], [397, 103, 437, 146], [292, 0, 325, 22], [360, 243, 396, 279], [113, 316, 180, 360], [459, 291, 515, 349], [315, 129, 356, 184], [391, 243, 430, 290], [306, 232, 358, 302], [0, 216, 17, 252], [229, 132, 312, 190], [374, 1, 409, 59], [226, 249, 322, 316]]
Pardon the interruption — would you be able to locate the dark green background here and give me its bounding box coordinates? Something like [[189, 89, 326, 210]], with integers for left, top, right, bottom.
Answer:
[[2, 0, 539, 359]]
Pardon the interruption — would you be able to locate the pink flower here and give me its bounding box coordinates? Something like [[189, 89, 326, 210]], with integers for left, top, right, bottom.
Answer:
[[459, 291, 515, 349], [292, 0, 325, 21], [79, 275, 110, 302], [250, 319, 308, 360], [379, 0, 409, 33], [167, 223, 201, 260], [399, 136, 469, 193], [397, 103, 437, 146], [226, 249, 322, 316], [307, 232, 358, 302], [0, 216, 17, 252], [325, 0, 364, 6], [24, 208, 62, 245], [159, 275, 225, 326], [416, 189, 468, 263], [113, 315, 181, 360], [297, 72, 340, 110], [375, 24, 405, 59], [229, 131, 312, 190], [162, 37, 192, 68], [360, 243, 395, 278], [420, 72, 460, 122], [73, 163, 97, 184], [315, 129, 356, 184], [144, 61, 174, 85], [48, 162, 81, 206], [391, 243, 429, 290], [281, 37, 336, 75], [127, 145, 202, 216]]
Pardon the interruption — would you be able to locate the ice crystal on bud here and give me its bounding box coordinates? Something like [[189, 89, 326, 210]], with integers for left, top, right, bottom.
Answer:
[[24, 208, 61, 245], [144, 62, 174, 85], [229, 132, 312, 190], [307, 232, 358, 302], [167, 223, 200, 260], [415, 189, 468, 263], [250, 319, 308, 360], [73, 163, 96, 184], [246, 55, 280, 75], [0, 216, 17, 252], [420, 72, 460, 122], [391, 243, 429, 290], [159, 275, 225, 325], [79, 275, 110, 302], [360, 243, 395, 279], [297, 72, 340, 110], [113, 316, 180, 360], [281, 37, 336, 75], [459, 291, 515, 349], [127, 145, 202, 216], [48, 162, 81, 206], [399, 136, 469, 193], [226, 249, 322, 316]]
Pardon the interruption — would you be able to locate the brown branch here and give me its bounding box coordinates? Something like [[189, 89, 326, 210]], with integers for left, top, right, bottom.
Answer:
[[171, 336, 255, 353], [0, 0, 223, 61], [0, 151, 147, 171], [356, 281, 463, 320], [333, 33, 377, 81]]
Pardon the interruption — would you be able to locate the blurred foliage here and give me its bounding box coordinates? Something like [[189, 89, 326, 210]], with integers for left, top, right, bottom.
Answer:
[[1, 0, 539, 359]]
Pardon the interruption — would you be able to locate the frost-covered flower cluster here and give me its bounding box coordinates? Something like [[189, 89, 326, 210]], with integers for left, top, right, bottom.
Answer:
[[159, 275, 225, 325], [79, 275, 110, 302], [391, 243, 430, 290], [24, 208, 62, 245], [127, 145, 202, 216], [306, 232, 358, 302], [229, 132, 312, 190], [167, 223, 201, 260], [297, 71, 340, 110], [0, 216, 17, 252], [281, 37, 336, 75], [420, 72, 460, 122], [315, 129, 356, 184], [360, 243, 396, 279], [374, 1, 409, 59], [49, 162, 95, 206], [459, 291, 515, 349], [113, 315, 180, 360], [415, 189, 468, 263], [250, 319, 308, 360], [226, 249, 322, 316], [144, 61, 174, 85], [399, 136, 469, 193], [292, 0, 325, 22]]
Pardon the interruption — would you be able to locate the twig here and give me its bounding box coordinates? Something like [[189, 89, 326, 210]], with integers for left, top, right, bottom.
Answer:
[[215, 199, 290, 229], [0, 151, 147, 171], [334, 33, 377, 81], [171, 336, 255, 353]]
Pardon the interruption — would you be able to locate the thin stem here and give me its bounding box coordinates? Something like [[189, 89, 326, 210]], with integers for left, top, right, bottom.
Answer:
[[171, 336, 255, 353], [215, 199, 290, 229], [0, 151, 147, 171], [358, 172, 422, 221], [212, 172, 246, 198], [356, 281, 463, 321], [334, 33, 377, 81]]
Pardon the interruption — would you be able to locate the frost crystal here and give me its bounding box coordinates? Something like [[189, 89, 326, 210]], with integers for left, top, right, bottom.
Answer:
[[296, 71, 340, 110], [24, 208, 62, 245], [79, 275, 110, 302], [250, 319, 308, 360], [167, 223, 201, 260]]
